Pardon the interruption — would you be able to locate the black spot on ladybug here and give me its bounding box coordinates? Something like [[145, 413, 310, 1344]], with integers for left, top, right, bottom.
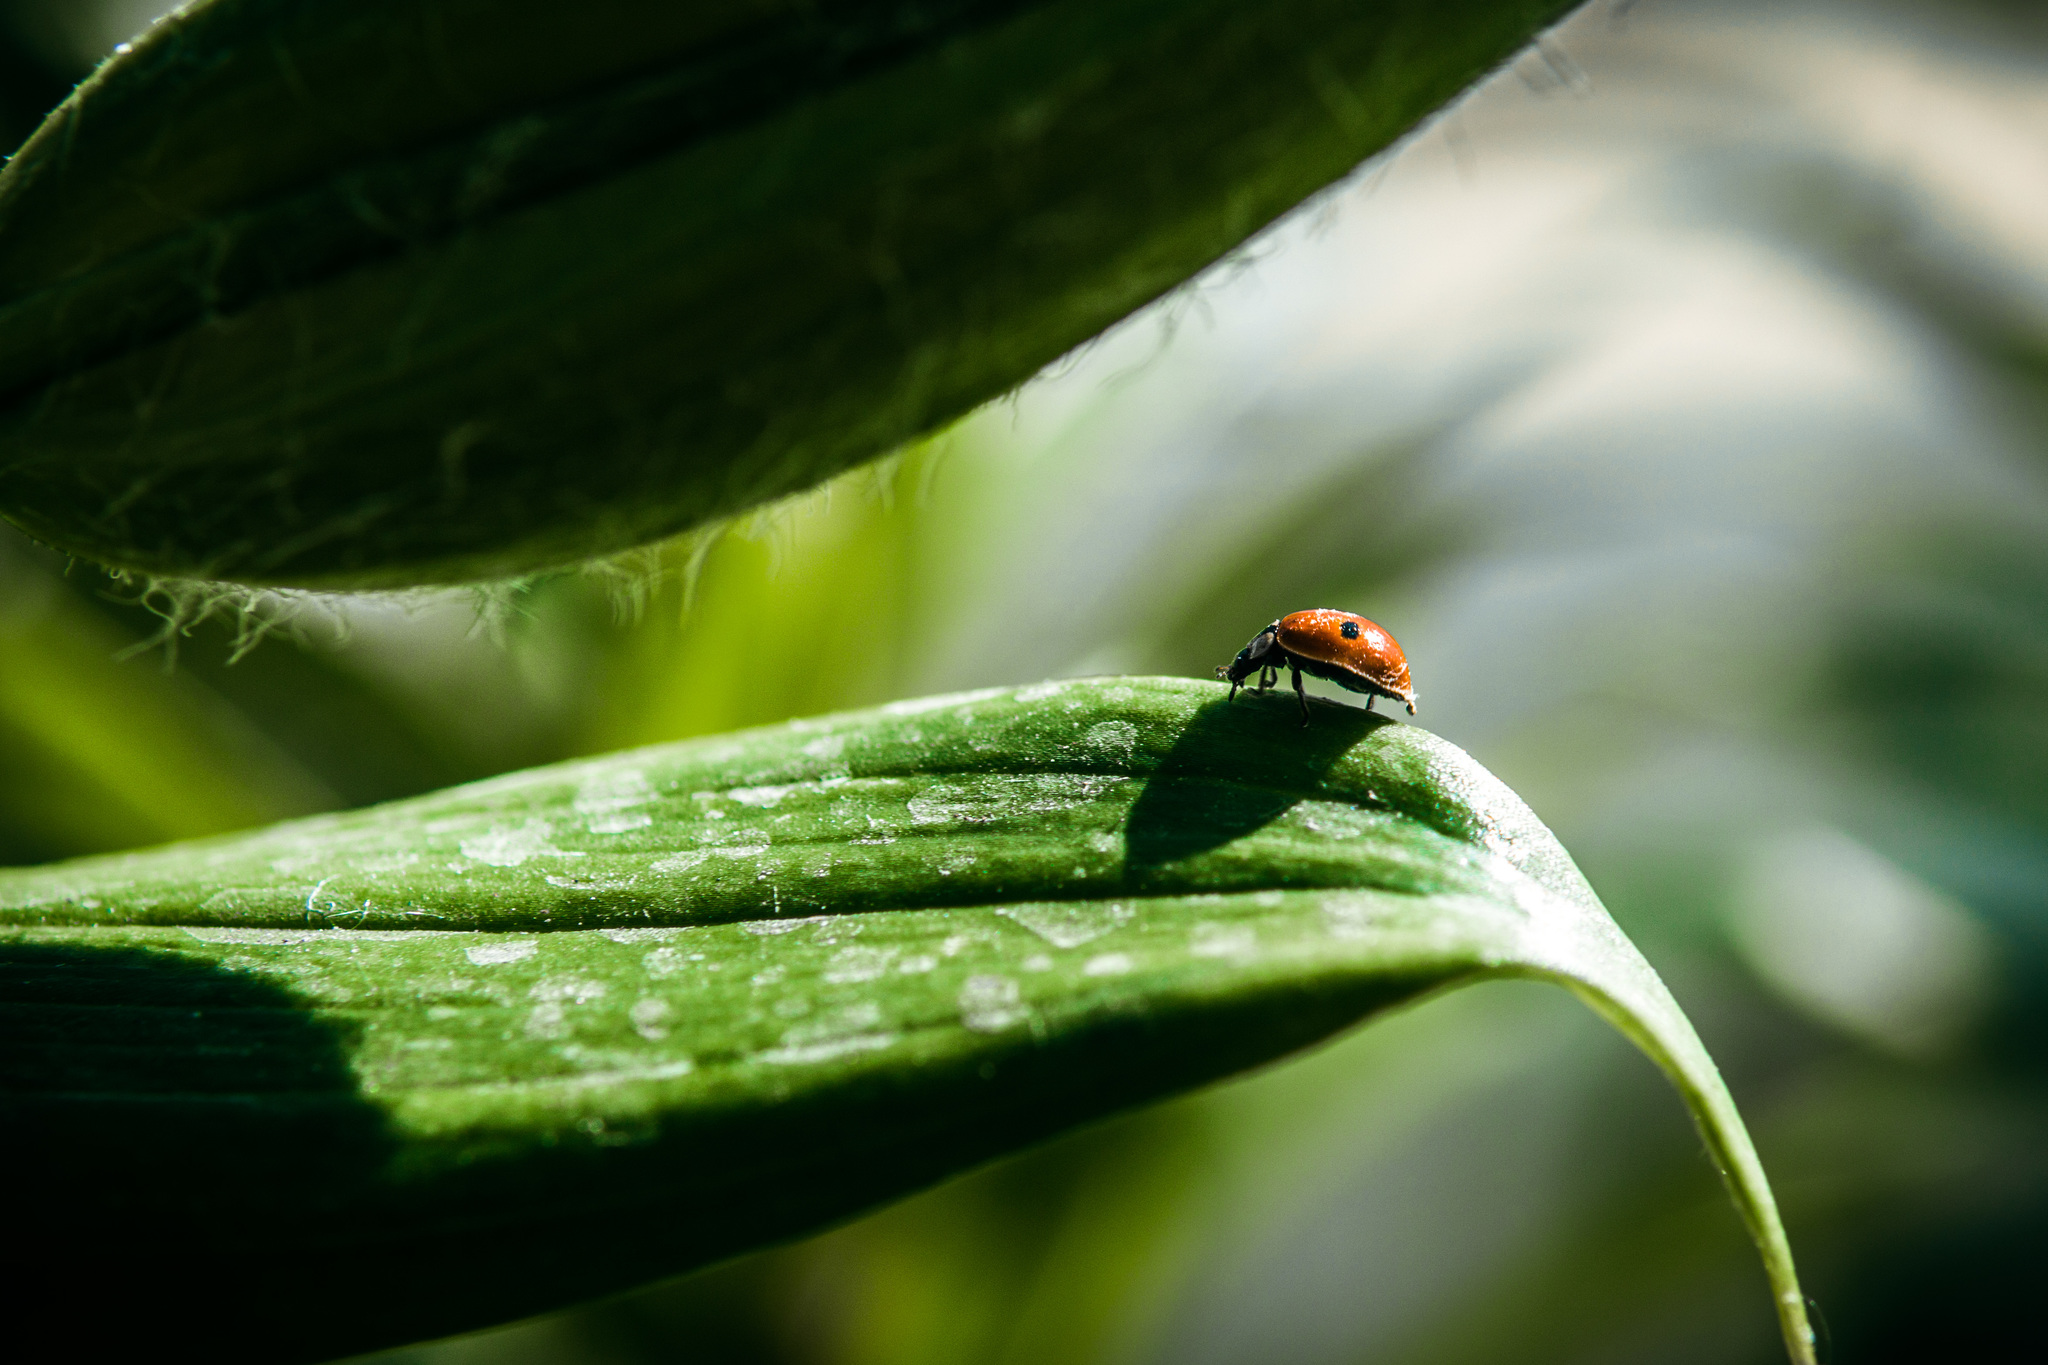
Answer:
[[1340, 620, 1360, 639]]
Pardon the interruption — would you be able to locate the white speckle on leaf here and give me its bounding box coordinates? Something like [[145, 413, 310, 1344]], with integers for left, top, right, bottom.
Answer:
[[602, 927, 684, 944], [531, 975, 608, 1004], [466, 940, 539, 966], [959, 975, 1028, 1033], [629, 997, 673, 1041], [576, 769, 657, 833], [751, 965, 788, 987], [802, 734, 847, 761], [824, 945, 897, 983], [711, 843, 771, 860], [187, 927, 458, 945], [644, 947, 687, 979], [758, 1032, 898, 1066], [651, 850, 710, 875], [907, 787, 967, 826], [758, 1002, 897, 1065], [525, 1002, 569, 1039], [728, 784, 804, 808], [1023, 954, 1053, 972], [1089, 832, 1120, 855], [460, 820, 582, 867], [897, 955, 938, 975], [1293, 801, 1381, 840], [1191, 924, 1257, 959], [816, 1002, 880, 1031], [744, 916, 827, 936], [181, 926, 333, 946], [810, 916, 857, 944], [1081, 720, 1138, 762], [907, 774, 1120, 827], [501, 1057, 694, 1093], [1084, 952, 1133, 977], [1322, 894, 1389, 939], [587, 810, 654, 834], [997, 900, 1136, 949], [1013, 680, 1068, 703]]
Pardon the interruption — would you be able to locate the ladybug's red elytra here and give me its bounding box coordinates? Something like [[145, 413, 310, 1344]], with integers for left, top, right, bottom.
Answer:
[[1216, 609, 1418, 726]]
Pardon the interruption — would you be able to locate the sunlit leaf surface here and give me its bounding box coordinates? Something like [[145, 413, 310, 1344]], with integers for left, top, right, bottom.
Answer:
[[0, 678, 1810, 1364]]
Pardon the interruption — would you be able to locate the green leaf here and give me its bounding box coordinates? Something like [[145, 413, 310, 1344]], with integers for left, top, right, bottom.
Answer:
[[0, 0, 1576, 587], [0, 677, 1812, 1363]]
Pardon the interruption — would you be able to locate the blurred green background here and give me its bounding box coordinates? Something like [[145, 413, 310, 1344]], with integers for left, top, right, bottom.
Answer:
[[4, 0, 2046, 1360]]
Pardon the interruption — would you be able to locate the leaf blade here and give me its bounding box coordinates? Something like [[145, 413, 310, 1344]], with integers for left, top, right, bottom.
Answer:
[[0, 0, 1579, 586], [0, 678, 1813, 1364]]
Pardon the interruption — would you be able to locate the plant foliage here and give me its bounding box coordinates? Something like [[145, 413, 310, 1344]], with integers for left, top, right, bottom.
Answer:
[[0, 678, 1812, 1363], [0, 0, 1575, 586]]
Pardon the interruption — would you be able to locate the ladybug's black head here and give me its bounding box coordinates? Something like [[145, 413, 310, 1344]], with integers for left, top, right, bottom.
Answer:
[[1218, 621, 1282, 685]]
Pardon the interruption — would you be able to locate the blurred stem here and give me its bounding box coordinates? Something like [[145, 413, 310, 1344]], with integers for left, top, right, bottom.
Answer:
[[0, 579, 333, 858]]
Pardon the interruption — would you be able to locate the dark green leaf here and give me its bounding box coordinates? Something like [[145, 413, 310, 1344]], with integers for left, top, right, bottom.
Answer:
[[0, 0, 1577, 586], [0, 677, 1812, 1363]]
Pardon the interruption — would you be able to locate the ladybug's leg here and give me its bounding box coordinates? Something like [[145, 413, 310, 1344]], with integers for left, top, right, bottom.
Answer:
[[1292, 665, 1311, 726], [1365, 695, 1375, 713]]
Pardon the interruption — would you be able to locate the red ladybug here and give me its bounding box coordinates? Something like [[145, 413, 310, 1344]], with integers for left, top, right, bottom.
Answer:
[[1217, 609, 1418, 725]]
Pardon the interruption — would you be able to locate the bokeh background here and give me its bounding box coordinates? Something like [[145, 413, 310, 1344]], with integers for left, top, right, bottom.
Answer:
[[3, 0, 2045, 1360]]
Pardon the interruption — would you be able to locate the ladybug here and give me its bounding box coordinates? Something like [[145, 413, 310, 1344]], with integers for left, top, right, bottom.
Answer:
[[1217, 609, 1418, 726]]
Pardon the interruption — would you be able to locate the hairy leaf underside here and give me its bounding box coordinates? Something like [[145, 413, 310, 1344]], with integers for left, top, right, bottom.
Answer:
[[0, 0, 1577, 586]]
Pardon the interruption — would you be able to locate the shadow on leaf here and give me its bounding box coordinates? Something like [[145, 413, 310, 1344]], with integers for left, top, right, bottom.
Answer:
[[1125, 692, 1392, 870], [0, 939, 391, 1356]]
